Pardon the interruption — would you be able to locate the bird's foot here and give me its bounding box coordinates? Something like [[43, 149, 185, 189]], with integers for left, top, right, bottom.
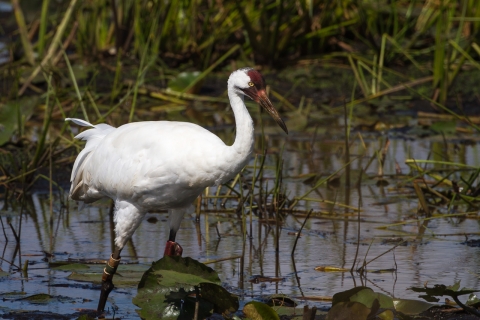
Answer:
[[163, 241, 183, 257], [97, 254, 121, 312]]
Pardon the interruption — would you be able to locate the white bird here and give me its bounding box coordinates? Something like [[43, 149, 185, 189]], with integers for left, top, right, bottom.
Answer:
[[66, 67, 287, 312]]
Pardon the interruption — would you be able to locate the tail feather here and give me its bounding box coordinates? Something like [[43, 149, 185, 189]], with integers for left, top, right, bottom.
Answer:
[[67, 118, 115, 200]]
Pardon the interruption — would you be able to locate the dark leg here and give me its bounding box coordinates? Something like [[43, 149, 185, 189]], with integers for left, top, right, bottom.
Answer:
[[97, 248, 122, 312], [163, 229, 183, 257]]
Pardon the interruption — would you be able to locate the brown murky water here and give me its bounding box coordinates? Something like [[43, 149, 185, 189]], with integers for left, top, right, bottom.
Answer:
[[1, 132, 480, 318]]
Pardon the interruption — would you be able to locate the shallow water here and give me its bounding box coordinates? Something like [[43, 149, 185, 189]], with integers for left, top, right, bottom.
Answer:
[[1, 133, 480, 318]]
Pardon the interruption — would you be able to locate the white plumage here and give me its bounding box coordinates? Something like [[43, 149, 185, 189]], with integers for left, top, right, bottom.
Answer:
[[66, 68, 287, 312]]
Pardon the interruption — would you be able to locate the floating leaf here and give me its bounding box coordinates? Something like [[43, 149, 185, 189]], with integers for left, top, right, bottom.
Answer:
[[332, 287, 368, 306], [67, 270, 144, 287], [274, 306, 307, 320], [133, 256, 238, 320], [350, 289, 394, 309], [275, 305, 327, 319], [200, 283, 239, 314], [393, 298, 436, 315], [19, 293, 54, 303], [448, 281, 460, 292], [52, 263, 90, 271], [467, 293, 480, 307], [16, 294, 75, 304], [377, 309, 394, 320], [326, 301, 370, 320], [0, 291, 26, 298], [243, 301, 280, 320]]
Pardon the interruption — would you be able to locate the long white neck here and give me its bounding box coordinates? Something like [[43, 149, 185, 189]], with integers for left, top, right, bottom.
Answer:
[[227, 82, 254, 159]]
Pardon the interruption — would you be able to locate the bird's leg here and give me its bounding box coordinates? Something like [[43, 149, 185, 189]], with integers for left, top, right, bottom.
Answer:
[[163, 229, 183, 257], [97, 248, 122, 312]]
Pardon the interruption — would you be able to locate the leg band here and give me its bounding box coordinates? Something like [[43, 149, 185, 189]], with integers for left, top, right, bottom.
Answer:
[[102, 254, 121, 281]]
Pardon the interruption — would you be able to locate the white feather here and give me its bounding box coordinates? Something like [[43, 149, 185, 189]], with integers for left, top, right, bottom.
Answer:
[[65, 118, 95, 127]]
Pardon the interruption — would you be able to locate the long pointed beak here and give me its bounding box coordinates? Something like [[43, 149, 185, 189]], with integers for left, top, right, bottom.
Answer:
[[257, 90, 288, 134]]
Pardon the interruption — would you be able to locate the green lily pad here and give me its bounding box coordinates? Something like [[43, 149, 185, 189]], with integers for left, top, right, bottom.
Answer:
[[199, 283, 239, 314], [274, 306, 307, 319], [349, 288, 394, 309], [275, 305, 328, 319], [326, 301, 371, 320], [377, 309, 394, 320], [0, 291, 26, 298], [67, 270, 144, 287], [243, 301, 280, 320], [18, 293, 55, 303], [332, 286, 368, 306], [467, 293, 480, 307], [16, 293, 76, 304], [52, 263, 90, 271], [393, 298, 436, 315], [133, 256, 238, 320], [332, 286, 393, 309]]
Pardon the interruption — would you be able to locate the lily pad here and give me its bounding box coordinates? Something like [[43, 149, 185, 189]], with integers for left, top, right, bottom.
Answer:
[[349, 288, 394, 309], [133, 256, 238, 320], [52, 263, 90, 271], [0, 291, 26, 298], [243, 301, 280, 320], [16, 293, 76, 304], [377, 309, 394, 320], [67, 270, 144, 287], [326, 301, 371, 320], [332, 286, 393, 309], [18, 293, 55, 303], [393, 298, 436, 315], [467, 294, 480, 307]]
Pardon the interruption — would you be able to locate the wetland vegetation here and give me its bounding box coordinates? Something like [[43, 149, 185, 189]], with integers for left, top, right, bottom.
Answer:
[[1, 0, 480, 319]]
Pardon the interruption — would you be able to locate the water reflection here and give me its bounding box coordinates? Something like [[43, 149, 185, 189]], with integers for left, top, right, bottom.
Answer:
[[0, 42, 9, 65], [1, 137, 479, 317], [0, 1, 12, 12]]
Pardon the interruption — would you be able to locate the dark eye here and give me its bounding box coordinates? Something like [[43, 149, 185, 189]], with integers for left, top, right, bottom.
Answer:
[[248, 82, 254, 87]]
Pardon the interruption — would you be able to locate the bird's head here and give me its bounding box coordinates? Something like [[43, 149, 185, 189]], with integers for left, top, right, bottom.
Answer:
[[229, 68, 288, 134]]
